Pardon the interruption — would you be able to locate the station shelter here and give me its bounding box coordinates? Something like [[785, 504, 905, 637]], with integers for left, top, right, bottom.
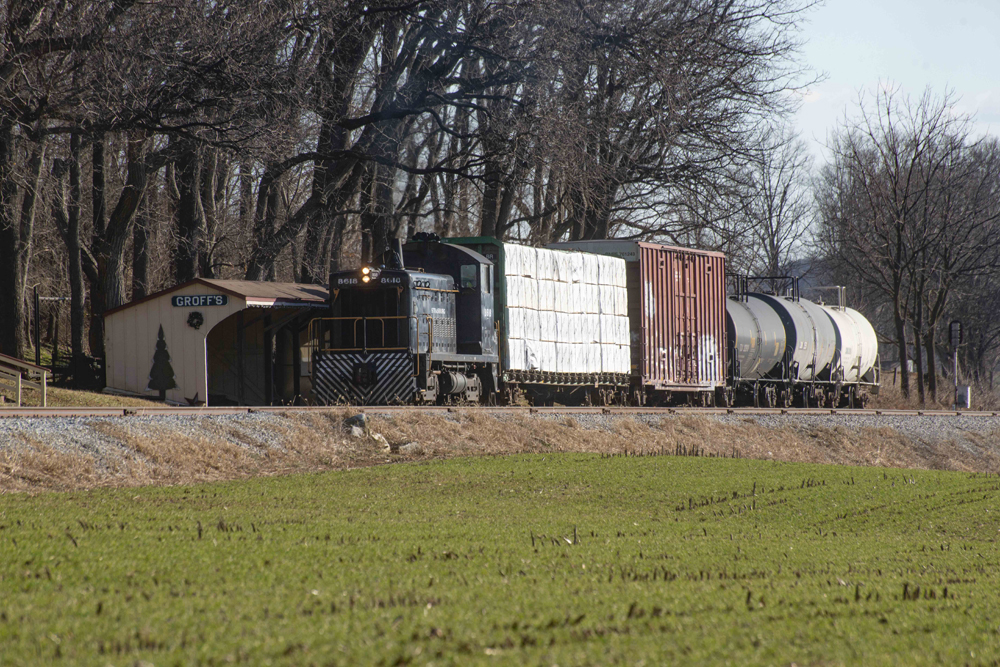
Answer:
[[103, 279, 328, 406]]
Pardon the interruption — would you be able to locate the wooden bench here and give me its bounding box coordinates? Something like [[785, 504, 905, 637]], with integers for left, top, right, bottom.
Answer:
[[0, 353, 49, 407]]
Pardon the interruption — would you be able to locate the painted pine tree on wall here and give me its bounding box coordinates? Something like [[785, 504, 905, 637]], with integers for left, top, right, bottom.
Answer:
[[148, 325, 177, 400]]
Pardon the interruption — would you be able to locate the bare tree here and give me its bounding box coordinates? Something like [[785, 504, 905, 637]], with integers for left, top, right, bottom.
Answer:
[[815, 87, 988, 399], [0, 0, 137, 357], [542, 0, 813, 243], [741, 127, 813, 275]]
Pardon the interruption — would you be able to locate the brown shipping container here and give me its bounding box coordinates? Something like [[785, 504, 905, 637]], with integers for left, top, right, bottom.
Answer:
[[547, 241, 727, 396]]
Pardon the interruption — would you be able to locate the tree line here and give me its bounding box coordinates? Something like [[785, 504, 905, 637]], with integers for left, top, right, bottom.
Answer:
[[4, 0, 998, 401], [817, 88, 1000, 401], [1, 0, 812, 376]]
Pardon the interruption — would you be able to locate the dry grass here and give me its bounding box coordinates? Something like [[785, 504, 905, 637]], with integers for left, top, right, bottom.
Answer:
[[0, 384, 162, 408], [2, 408, 999, 495], [870, 372, 1000, 411]]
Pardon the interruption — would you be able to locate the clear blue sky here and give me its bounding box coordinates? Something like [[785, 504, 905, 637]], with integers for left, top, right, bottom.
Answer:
[[793, 0, 1000, 161]]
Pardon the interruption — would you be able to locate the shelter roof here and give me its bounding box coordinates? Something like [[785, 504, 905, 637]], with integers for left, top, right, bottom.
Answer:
[[104, 278, 328, 316]]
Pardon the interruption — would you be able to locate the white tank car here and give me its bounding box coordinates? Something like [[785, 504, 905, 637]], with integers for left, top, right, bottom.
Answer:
[[820, 305, 878, 383], [725, 291, 879, 406]]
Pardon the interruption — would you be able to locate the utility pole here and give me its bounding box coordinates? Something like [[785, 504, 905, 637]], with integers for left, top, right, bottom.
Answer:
[[33, 285, 40, 367], [949, 320, 963, 409]]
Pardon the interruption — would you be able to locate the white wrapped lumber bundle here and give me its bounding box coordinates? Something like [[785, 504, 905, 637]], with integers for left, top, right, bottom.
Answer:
[[500, 243, 630, 375]]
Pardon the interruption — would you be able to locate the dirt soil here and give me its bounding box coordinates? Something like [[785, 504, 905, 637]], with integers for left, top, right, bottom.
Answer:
[[1, 410, 999, 494]]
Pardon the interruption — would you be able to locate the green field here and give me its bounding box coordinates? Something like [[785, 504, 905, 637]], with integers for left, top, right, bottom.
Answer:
[[1, 454, 998, 666]]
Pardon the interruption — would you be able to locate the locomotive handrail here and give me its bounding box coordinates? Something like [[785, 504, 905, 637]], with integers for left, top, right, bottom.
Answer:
[[309, 316, 412, 353]]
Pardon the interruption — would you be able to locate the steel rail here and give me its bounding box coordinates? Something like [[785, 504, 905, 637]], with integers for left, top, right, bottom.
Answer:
[[1, 405, 999, 419]]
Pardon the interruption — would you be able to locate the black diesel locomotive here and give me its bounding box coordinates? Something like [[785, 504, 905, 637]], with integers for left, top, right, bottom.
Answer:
[[311, 237, 499, 404]]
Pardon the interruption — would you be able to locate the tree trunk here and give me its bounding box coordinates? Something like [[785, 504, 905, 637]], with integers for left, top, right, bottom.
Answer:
[[91, 134, 154, 361], [0, 119, 18, 356], [925, 327, 938, 403], [0, 134, 43, 358], [199, 149, 221, 278], [370, 159, 395, 258], [89, 134, 107, 357], [131, 183, 151, 299], [894, 305, 910, 398], [300, 209, 330, 283], [913, 297, 925, 404], [68, 133, 87, 365], [480, 165, 502, 238], [328, 215, 347, 275], [174, 143, 202, 283]]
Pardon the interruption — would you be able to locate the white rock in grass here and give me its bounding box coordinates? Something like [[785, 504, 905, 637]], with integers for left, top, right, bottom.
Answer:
[[371, 433, 390, 451], [399, 442, 423, 454], [344, 413, 369, 436]]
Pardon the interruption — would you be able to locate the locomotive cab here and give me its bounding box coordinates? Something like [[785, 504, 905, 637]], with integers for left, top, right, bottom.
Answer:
[[397, 235, 498, 357]]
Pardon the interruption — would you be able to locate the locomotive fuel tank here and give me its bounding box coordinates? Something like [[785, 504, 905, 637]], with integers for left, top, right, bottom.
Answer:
[[725, 296, 785, 380]]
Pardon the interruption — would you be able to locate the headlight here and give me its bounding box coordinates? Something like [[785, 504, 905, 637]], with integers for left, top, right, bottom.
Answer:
[[362, 266, 370, 275], [362, 276, 370, 283]]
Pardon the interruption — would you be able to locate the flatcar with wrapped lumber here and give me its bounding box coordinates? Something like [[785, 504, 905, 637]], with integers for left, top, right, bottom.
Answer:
[[443, 237, 631, 406], [547, 240, 728, 406]]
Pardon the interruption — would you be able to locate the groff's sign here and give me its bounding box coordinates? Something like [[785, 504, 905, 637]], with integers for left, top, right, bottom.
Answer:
[[172, 294, 229, 308]]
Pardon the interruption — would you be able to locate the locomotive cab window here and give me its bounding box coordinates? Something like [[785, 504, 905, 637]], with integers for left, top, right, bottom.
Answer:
[[460, 264, 477, 290], [483, 265, 491, 293]]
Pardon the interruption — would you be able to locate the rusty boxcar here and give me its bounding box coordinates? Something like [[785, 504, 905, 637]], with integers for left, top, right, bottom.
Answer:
[[547, 240, 727, 405]]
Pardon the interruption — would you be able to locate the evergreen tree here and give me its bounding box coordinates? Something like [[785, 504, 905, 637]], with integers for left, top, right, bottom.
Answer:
[[148, 325, 177, 399]]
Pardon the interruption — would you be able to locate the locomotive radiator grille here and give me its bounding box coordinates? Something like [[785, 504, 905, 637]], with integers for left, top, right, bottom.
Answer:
[[313, 350, 415, 405], [432, 317, 456, 350]]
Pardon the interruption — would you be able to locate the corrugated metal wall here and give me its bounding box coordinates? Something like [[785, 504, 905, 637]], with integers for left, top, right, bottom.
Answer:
[[632, 243, 726, 391]]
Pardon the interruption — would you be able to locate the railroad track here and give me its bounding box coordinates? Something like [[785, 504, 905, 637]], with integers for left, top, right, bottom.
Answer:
[[0, 405, 997, 419]]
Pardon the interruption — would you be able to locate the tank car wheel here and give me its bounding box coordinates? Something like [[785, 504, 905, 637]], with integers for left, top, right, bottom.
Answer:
[[764, 386, 777, 408], [847, 386, 856, 409], [824, 390, 836, 408]]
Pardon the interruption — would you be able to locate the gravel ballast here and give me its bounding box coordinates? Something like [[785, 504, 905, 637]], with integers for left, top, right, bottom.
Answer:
[[2, 410, 998, 493]]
